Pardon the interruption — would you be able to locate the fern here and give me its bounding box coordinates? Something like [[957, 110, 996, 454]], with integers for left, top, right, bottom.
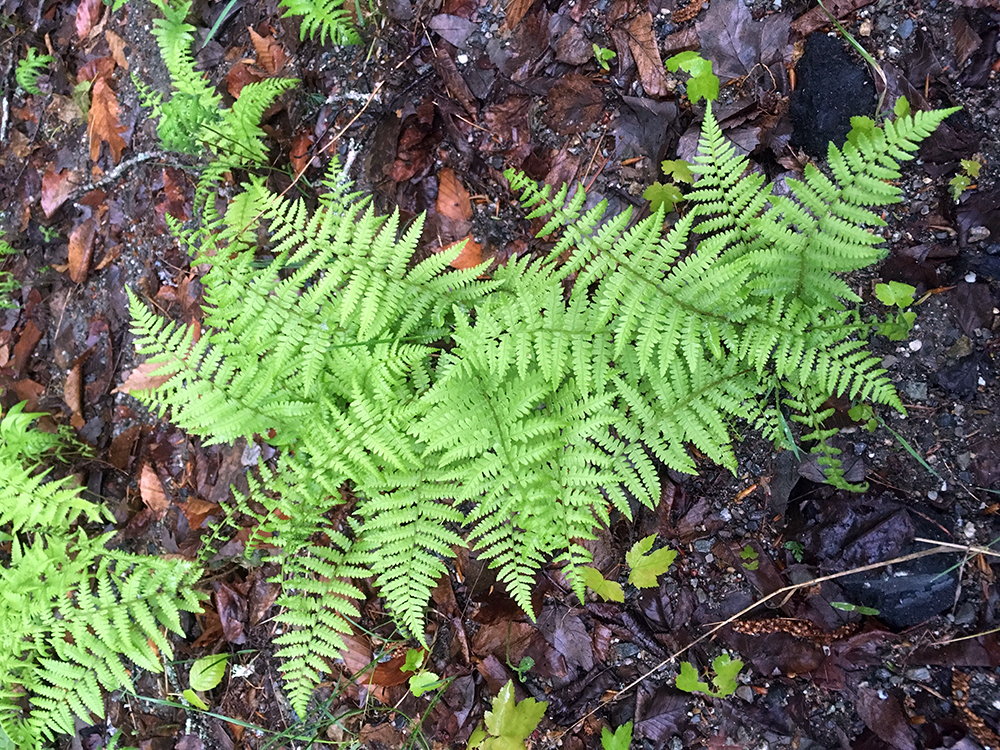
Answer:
[[138, 0, 296, 190], [15, 48, 53, 96], [0, 401, 204, 749], [279, 0, 360, 45], [128, 103, 956, 715]]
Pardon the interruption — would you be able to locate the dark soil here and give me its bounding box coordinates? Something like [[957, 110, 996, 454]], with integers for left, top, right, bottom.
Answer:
[[1, 0, 1000, 748]]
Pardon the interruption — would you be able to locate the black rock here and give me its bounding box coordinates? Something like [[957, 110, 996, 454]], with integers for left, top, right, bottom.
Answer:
[[790, 34, 877, 158]]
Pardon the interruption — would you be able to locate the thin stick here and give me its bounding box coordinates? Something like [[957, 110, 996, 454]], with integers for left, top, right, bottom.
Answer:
[[558, 543, 954, 736]]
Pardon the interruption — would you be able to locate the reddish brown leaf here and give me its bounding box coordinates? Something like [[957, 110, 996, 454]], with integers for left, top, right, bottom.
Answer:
[[77, 56, 115, 83], [439, 236, 483, 270], [87, 76, 128, 164], [247, 570, 281, 625], [543, 74, 603, 136], [156, 167, 191, 224], [63, 362, 85, 429], [436, 168, 472, 222], [249, 27, 287, 75], [11, 320, 42, 377], [502, 0, 532, 30], [225, 61, 265, 99], [139, 463, 169, 519], [791, 0, 876, 37], [114, 360, 173, 394], [41, 166, 80, 218], [109, 424, 142, 471], [179, 497, 220, 529], [67, 218, 95, 284], [289, 129, 315, 175], [75, 0, 103, 40], [216, 583, 247, 644]]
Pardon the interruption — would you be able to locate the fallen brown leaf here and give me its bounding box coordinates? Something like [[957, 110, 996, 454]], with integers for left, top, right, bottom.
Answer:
[[63, 363, 85, 429], [75, 0, 103, 40], [113, 360, 173, 394], [439, 236, 483, 270], [139, 462, 169, 518], [41, 167, 80, 218], [67, 218, 96, 284], [626, 10, 669, 98], [225, 61, 266, 99], [249, 27, 287, 75], [436, 168, 472, 222], [88, 76, 128, 164], [105, 30, 129, 70]]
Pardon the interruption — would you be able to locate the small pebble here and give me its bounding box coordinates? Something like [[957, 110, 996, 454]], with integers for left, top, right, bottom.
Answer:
[[456, 53, 468, 64], [897, 19, 914, 38], [908, 339, 922, 351], [906, 667, 931, 682], [965, 271, 977, 283]]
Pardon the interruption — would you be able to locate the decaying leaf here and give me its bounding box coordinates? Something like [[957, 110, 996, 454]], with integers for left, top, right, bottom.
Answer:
[[139, 462, 169, 518], [67, 218, 95, 284], [87, 76, 128, 163]]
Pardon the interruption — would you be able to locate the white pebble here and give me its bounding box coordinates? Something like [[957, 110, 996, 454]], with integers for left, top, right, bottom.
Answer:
[[965, 272, 977, 283], [457, 54, 468, 64], [908, 340, 922, 351]]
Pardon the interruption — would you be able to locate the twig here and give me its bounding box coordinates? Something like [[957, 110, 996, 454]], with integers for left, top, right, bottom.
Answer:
[[559, 543, 955, 736], [67, 151, 166, 202]]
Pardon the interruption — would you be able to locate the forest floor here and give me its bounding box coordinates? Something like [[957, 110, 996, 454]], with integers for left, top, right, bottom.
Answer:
[[2, 0, 1000, 748]]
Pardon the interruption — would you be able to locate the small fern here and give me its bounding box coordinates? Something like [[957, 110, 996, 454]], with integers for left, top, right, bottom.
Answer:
[[137, 0, 296, 191], [279, 0, 360, 45], [0, 401, 204, 749], [16, 48, 54, 96], [128, 101, 956, 715]]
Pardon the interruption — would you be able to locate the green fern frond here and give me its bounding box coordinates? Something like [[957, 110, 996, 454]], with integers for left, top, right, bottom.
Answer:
[[15, 48, 54, 96], [279, 0, 360, 44], [127, 100, 955, 716]]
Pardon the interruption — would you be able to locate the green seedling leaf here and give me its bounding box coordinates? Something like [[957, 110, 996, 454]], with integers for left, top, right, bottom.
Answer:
[[665, 51, 719, 103], [675, 661, 712, 695], [660, 158, 693, 184], [189, 653, 228, 691], [960, 158, 982, 178], [710, 654, 743, 696], [593, 44, 616, 71], [626, 535, 677, 588], [482, 681, 548, 750], [740, 545, 759, 570], [643, 182, 683, 213], [600, 721, 633, 750], [784, 540, 804, 562], [830, 601, 880, 615], [582, 566, 625, 602], [676, 655, 744, 697], [409, 670, 445, 697], [469, 725, 488, 749], [182, 688, 209, 711], [950, 173, 971, 200], [513, 657, 534, 681], [894, 96, 911, 118], [875, 281, 915, 309], [402, 647, 425, 673]]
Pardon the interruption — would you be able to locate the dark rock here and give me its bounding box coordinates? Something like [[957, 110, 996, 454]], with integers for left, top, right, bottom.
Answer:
[[790, 34, 877, 157]]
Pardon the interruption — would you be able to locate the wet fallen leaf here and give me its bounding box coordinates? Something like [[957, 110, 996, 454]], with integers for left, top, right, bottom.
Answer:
[[87, 76, 128, 164], [544, 74, 603, 136], [11, 320, 42, 377], [67, 218, 95, 284], [179, 496, 221, 529], [289, 129, 315, 175], [249, 27, 287, 75], [75, 0, 103, 40], [63, 362, 85, 429], [114, 361, 174, 394], [139, 462, 169, 519], [105, 30, 129, 69], [216, 583, 247, 644], [439, 236, 483, 270], [226, 60, 265, 99], [626, 9, 669, 98], [437, 168, 472, 222], [41, 167, 80, 218]]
